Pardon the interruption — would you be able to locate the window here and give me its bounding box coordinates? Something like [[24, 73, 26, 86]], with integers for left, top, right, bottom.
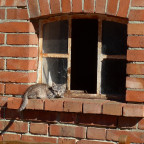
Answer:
[[39, 15, 127, 100]]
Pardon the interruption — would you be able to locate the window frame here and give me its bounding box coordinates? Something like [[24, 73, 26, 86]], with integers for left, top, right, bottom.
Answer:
[[38, 14, 128, 100]]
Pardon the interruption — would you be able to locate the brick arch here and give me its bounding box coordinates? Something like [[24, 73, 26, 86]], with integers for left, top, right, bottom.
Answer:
[[27, 0, 130, 19]]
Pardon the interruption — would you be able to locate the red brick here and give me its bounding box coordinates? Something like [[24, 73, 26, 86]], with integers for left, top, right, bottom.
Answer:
[[87, 127, 106, 140], [0, 83, 4, 95], [0, 22, 35, 33], [50, 124, 86, 138], [107, 0, 119, 15], [21, 135, 57, 143], [0, 34, 4, 44], [23, 110, 57, 122], [28, 0, 40, 18], [0, 120, 28, 133], [62, 0, 71, 13], [95, 0, 106, 14], [26, 99, 44, 110], [0, 9, 5, 19], [117, 0, 130, 18], [0, 96, 8, 107], [0, 84, 4, 95], [30, 123, 48, 135], [45, 99, 64, 112], [3, 134, 21, 141], [7, 97, 22, 109], [7, 34, 38, 45], [83, 99, 107, 114], [7, 9, 28, 20], [39, 0, 50, 16], [77, 140, 114, 144], [64, 99, 82, 113], [126, 90, 144, 102], [103, 101, 124, 116], [129, 10, 144, 21], [5, 109, 22, 120], [7, 59, 37, 70], [50, 0, 61, 14], [72, 0, 82, 13], [58, 138, 76, 144], [127, 50, 144, 61], [2, 0, 26, 6], [118, 117, 140, 129], [127, 63, 144, 75], [0, 71, 37, 83], [59, 112, 77, 124], [5, 84, 29, 95], [128, 24, 144, 35], [126, 77, 144, 89], [131, 0, 144, 7], [84, 0, 94, 13], [138, 118, 144, 130], [107, 129, 144, 143], [0, 59, 4, 70], [127, 36, 144, 48], [78, 114, 117, 128], [123, 103, 144, 117], [0, 46, 38, 58]]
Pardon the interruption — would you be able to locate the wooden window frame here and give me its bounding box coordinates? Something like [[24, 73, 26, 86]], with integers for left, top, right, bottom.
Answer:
[[38, 14, 128, 100]]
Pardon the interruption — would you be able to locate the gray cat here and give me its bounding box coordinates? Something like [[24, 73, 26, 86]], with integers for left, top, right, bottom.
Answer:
[[18, 83, 66, 112]]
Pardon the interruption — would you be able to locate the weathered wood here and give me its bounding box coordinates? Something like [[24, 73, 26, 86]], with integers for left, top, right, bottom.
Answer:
[[119, 135, 130, 144], [67, 18, 72, 90], [42, 53, 68, 58], [97, 19, 102, 94], [102, 54, 126, 60], [64, 91, 124, 101]]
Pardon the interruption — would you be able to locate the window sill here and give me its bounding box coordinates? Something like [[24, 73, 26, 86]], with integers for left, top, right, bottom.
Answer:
[[3, 96, 144, 118]]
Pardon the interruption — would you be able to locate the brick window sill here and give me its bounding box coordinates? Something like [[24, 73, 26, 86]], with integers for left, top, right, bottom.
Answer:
[[1, 97, 144, 118]]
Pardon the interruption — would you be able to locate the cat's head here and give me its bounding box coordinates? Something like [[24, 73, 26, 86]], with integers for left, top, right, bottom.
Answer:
[[52, 82, 66, 98]]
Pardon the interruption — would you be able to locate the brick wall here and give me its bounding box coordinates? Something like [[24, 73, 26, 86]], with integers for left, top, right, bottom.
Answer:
[[0, 0, 144, 143]]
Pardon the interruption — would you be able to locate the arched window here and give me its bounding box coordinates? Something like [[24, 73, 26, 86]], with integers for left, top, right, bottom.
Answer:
[[39, 15, 127, 100]]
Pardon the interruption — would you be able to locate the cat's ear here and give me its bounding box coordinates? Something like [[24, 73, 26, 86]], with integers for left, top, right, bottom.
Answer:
[[48, 72, 52, 87], [52, 82, 56, 87], [62, 84, 67, 89]]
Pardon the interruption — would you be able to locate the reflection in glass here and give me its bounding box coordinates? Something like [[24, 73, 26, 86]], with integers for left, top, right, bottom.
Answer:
[[42, 58, 67, 84], [102, 21, 127, 55], [101, 59, 126, 96], [43, 21, 68, 54]]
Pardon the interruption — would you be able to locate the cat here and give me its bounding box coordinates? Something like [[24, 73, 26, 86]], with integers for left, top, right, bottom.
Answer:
[[18, 82, 66, 112]]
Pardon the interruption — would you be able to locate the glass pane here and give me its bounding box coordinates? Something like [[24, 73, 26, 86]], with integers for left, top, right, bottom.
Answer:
[[43, 21, 68, 54], [101, 59, 126, 96], [71, 19, 98, 93], [102, 21, 127, 55], [42, 58, 67, 84]]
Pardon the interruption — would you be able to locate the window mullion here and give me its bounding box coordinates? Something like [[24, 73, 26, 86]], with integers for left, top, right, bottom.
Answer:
[[97, 19, 102, 95], [67, 18, 72, 90], [38, 21, 43, 83]]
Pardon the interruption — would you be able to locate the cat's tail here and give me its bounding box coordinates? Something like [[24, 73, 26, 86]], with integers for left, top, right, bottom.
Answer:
[[18, 91, 28, 112]]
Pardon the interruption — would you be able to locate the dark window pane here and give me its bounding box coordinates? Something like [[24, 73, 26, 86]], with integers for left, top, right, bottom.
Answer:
[[43, 21, 68, 54], [101, 59, 126, 96], [102, 21, 127, 55], [71, 19, 98, 93], [42, 58, 67, 84]]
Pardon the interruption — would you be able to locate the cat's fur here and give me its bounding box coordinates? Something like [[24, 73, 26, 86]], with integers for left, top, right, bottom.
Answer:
[[18, 83, 66, 112]]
